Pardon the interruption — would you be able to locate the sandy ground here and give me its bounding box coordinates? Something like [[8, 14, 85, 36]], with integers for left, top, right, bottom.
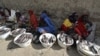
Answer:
[[0, 33, 100, 56], [0, 36, 82, 56], [0, 33, 99, 56]]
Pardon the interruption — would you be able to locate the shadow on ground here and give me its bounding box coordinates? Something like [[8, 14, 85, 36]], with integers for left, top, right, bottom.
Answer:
[[31, 41, 62, 50], [7, 41, 20, 50], [51, 43, 62, 50], [31, 42, 44, 50], [67, 46, 81, 56], [6, 35, 14, 41]]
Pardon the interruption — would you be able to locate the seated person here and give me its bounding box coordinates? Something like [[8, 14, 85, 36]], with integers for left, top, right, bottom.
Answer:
[[59, 12, 78, 35], [33, 11, 56, 44], [37, 11, 56, 34], [28, 10, 38, 30], [74, 14, 93, 40]]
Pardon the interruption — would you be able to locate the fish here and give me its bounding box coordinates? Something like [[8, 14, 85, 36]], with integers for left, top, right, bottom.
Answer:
[[65, 35, 68, 43], [42, 35, 48, 43], [15, 34, 32, 43], [0, 28, 10, 35], [49, 36, 53, 43], [59, 33, 69, 44], [12, 29, 25, 36], [89, 46, 97, 54]]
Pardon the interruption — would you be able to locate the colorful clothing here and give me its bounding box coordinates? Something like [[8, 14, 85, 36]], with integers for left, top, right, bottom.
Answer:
[[29, 10, 38, 30], [37, 12, 56, 34], [74, 17, 89, 38], [60, 19, 73, 31]]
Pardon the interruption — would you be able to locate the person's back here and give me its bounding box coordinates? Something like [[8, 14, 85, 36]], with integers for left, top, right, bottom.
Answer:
[[74, 16, 89, 38], [38, 11, 56, 34], [28, 10, 38, 30]]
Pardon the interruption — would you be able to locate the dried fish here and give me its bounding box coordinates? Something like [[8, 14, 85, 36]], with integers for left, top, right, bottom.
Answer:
[[15, 33, 32, 43], [22, 34, 28, 43], [41, 35, 48, 43], [12, 29, 25, 36], [49, 37, 53, 43], [15, 34, 25, 43], [59, 35, 65, 42], [59, 33, 68, 44], [19, 34, 26, 43], [65, 36, 68, 43], [0, 29, 10, 35]]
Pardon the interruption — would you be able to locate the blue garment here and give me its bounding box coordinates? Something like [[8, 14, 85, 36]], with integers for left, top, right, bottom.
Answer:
[[38, 12, 56, 34]]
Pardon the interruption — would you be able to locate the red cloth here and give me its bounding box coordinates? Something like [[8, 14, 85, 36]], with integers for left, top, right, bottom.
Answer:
[[74, 17, 88, 38], [60, 24, 69, 31], [28, 10, 38, 29]]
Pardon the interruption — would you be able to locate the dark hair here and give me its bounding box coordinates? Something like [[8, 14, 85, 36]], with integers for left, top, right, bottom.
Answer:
[[68, 12, 78, 23], [42, 10, 50, 16], [42, 10, 47, 13], [28, 10, 33, 15]]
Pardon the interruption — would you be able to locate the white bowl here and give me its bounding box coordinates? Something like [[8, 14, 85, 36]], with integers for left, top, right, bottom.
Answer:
[[57, 33, 74, 48], [39, 33, 56, 48], [77, 40, 100, 56], [11, 28, 26, 37], [0, 27, 11, 40], [14, 33, 33, 47]]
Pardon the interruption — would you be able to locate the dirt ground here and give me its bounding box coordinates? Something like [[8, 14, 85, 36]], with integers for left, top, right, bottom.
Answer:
[[0, 35, 100, 56], [0, 22, 99, 56], [0, 0, 100, 56], [0, 36, 82, 56]]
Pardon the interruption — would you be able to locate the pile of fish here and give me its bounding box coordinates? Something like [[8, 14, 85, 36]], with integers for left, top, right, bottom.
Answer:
[[41, 35, 48, 43], [0, 28, 10, 35], [15, 33, 33, 43], [77, 40, 100, 56], [39, 33, 56, 48], [59, 33, 68, 44], [41, 35, 54, 44], [11, 28, 26, 36], [57, 32, 74, 48]]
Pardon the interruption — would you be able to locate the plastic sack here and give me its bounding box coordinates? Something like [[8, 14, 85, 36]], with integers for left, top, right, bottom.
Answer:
[[86, 22, 96, 42]]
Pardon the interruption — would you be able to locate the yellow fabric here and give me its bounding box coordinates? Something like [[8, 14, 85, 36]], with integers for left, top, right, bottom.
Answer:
[[63, 19, 73, 27]]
